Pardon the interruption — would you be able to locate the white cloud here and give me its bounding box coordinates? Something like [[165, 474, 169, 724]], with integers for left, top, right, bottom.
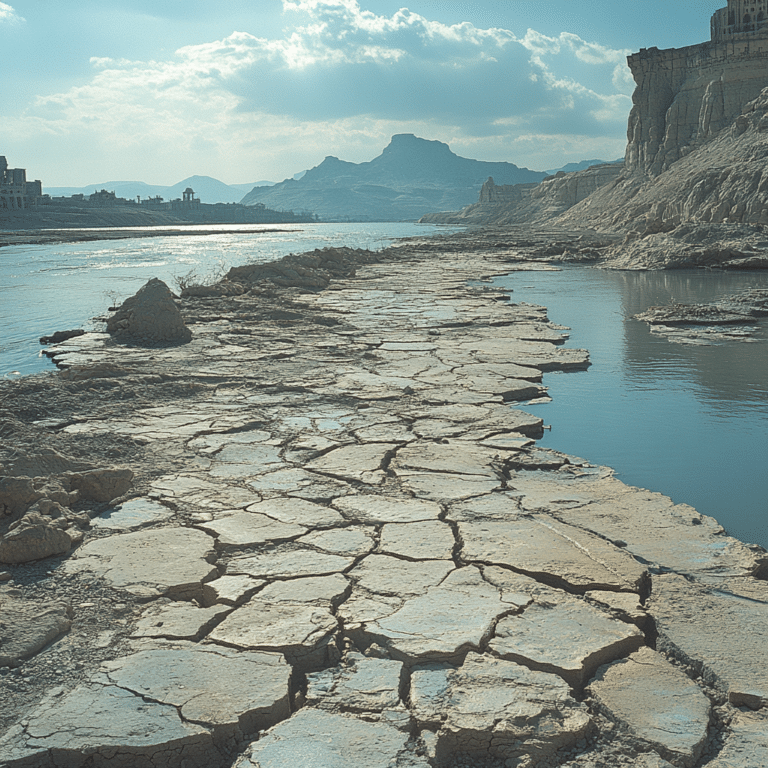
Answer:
[[4, 0, 636, 182], [0, 2, 23, 24]]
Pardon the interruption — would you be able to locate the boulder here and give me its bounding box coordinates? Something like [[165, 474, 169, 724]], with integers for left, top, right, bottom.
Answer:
[[67, 468, 134, 503], [0, 513, 73, 564], [106, 278, 192, 343], [0, 476, 42, 518]]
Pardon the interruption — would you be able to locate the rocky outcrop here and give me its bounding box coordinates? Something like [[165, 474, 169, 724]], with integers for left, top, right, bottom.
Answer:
[[633, 287, 768, 344], [0, 467, 133, 564], [223, 246, 373, 291], [423, 165, 623, 225], [107, 278, 192, 344]]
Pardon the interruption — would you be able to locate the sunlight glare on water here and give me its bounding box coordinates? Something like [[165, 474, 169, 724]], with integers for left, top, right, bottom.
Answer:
[[0, 222, 457, 377]]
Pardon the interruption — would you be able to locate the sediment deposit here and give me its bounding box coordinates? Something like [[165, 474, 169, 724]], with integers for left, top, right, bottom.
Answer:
[[1, 238, 766, 768]]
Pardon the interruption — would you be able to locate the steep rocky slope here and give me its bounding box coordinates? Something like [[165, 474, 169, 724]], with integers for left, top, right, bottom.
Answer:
[[425, 4, 768, 269]]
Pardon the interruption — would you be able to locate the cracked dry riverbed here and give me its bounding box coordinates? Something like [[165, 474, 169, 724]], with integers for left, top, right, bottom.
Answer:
[[1, 238, 767, 768]]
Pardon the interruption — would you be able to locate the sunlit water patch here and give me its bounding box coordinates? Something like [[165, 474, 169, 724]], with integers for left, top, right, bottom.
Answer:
[[1, 222, 458, 377]]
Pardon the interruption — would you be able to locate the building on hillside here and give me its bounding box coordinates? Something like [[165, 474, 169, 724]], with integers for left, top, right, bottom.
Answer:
[[140, 195, 166, 208], [170, 187, 201, 211], [627, 1, 768, 174], [0, 156, 43, 211], [711, 0, 768, 41], [89, 189, 119, 205]]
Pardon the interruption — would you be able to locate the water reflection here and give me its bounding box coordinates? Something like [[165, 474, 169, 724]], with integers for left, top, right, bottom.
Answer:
[[613, 270, 768, 405], [493, 267, 768, 550]]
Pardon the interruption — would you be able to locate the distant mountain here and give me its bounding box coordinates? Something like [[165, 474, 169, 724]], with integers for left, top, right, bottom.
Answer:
[[46, 175, 275, 204], [544, 159, 624, 176], [239, 134, 547, 221]]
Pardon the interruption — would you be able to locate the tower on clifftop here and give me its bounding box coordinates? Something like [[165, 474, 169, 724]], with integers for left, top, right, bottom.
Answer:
[[711, 0, 768, 41]]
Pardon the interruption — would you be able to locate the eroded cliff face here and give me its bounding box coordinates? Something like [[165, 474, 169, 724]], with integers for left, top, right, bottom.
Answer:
[[423, 165, 623, 226], [625, 36, 768, 175], [559, 87, 768, 232]]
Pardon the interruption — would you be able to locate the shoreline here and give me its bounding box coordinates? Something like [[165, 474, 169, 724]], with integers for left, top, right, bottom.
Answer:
[[1, 235, 766, 767], [0, 225, 302, 250]]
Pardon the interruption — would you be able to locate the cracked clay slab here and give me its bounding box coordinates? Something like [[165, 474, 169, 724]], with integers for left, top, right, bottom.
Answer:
[[459, 515, 649, 596], [234, 708, 430, 768], [410, 652, 590, 766], [350, 566, 518, 665], [589, 647, 710, 767], [63, 526, 218, 600]]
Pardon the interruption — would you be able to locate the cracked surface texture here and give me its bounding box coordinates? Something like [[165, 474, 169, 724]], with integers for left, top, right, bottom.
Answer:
[[1, 236, 765, 768]]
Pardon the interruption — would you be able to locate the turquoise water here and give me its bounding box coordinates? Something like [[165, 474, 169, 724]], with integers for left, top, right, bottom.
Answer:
[[0, 222, 456, 377], [493, 267, 768, 550]]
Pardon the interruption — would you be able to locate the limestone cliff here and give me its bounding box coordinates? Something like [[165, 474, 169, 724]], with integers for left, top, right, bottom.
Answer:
[[559, 87, 768, 231], [421, 164, 622, 225], [625, 36, 768, 174], [425, 0, 768, 269]]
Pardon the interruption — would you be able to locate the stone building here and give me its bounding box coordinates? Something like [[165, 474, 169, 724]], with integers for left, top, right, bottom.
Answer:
[[626, 1, 768, 174], [712, 0, 768, 40], [170, 187, 201, 211], [89, 189, 119, 205], [0, 156, 43, 211]]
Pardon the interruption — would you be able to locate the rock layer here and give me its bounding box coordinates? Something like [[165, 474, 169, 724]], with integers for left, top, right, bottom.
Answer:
[[1, 239, 765, 767]]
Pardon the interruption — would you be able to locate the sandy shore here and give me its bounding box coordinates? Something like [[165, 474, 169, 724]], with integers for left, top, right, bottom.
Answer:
[[0, 233, 766, 768]]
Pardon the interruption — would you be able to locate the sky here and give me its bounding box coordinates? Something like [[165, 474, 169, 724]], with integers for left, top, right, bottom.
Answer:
[[0, 0, 725, 186]]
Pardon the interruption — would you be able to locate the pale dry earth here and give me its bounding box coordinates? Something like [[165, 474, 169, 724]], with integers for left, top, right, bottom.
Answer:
[[1, 239, 767, 768]]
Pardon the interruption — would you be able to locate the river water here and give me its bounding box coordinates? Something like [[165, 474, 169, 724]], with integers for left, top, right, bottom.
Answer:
[[493, 267, 768, 551], [1, 223, 451, 377], [2, 227, 766, 549]]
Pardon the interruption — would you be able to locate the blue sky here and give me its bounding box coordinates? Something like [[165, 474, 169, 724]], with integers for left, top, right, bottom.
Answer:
[[0, 1, 724, 186]]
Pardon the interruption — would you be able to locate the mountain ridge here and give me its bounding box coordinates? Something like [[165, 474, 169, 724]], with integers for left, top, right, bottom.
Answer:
[[240, 134, 547, 221]]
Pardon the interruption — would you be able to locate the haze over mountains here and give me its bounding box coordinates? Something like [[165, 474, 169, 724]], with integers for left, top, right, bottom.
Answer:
[[241, 134, 548, 221], [45, 136, 617, 220]]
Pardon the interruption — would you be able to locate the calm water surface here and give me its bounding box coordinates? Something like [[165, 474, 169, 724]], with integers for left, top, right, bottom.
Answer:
[[1, 222, 456, 377], [493, 267, 768, 550]]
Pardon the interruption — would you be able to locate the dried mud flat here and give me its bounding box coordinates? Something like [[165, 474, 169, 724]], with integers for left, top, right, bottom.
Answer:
[[1, 234, 767, 768]]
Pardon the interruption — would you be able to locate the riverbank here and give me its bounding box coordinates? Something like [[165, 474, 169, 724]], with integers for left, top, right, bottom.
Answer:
[[1, 234, 766, 768], [0, 225, 299, 249]]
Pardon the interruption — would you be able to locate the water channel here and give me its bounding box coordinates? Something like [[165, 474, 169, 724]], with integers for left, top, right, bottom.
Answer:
[[493, 266, 768, 551]]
